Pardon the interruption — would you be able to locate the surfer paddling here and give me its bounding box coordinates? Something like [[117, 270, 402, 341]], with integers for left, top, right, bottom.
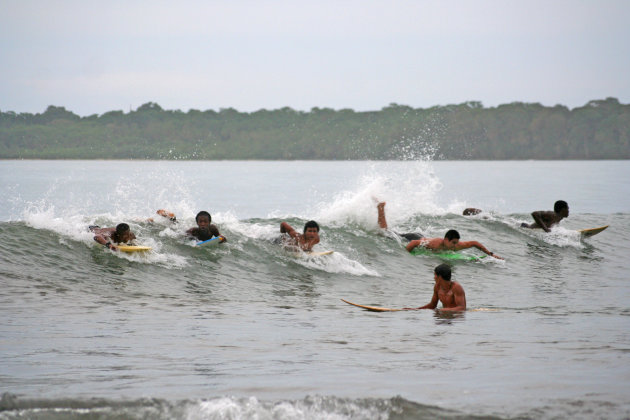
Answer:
[[376, 201, 503, 259], [406, 229, 502, 259], [91, 223, 136, 251], [279, 220, 320, 252], [187, 211, 226, 242], [404, 264, 466, 311], [521, 200, 569, 232]]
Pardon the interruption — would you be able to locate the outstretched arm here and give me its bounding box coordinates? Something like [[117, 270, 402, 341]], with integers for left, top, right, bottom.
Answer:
[[404, 285, 439, 310], [456, 241, 503, 260]]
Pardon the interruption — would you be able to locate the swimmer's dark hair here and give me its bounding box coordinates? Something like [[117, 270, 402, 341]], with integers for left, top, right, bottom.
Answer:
[[463, 208, 482, 216], [115, 223, 130, 235], [112, 223, 131, 242], [434, 263, 452, 281], [304, 220, 319, 233], [444, 229, 460, 241], [196, 211, 211, 223], [554, 200, 568, 213]]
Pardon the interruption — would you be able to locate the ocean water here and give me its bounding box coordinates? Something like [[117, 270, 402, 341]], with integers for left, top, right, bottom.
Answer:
[[1, 159, 629, 419]]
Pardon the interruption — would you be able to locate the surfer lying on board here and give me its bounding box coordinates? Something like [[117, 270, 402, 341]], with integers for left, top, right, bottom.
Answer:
[[90, 223, 136, 251], [520, 200, 569, 232], [406, 229, 503, 259], [279, 220, 320, 252], [187, 211, 226, 242], [404, 264, 466, 311], [376, 201, 502, 259]]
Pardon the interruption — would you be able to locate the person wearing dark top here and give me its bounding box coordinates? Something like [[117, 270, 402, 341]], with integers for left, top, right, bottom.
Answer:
[[186, 211, 226, 242]]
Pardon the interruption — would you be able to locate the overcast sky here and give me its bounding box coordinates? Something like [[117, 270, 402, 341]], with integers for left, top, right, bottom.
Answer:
[[1, 0, 629, 116]]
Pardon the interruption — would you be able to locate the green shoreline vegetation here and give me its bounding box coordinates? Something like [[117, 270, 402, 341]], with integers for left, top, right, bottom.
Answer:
[[1, 98, 628, 160]]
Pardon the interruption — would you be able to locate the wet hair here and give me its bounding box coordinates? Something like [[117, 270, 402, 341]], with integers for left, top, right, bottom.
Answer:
[[112, 223, 130, 242], [434, 263, 452, 281], [303, 220, 320, 233], [444, 229, 460, 241], [115, 223, 130, 235], [196, 211, 211, 223], [463, 208, 482, 216], [554, 200, 568, 213]]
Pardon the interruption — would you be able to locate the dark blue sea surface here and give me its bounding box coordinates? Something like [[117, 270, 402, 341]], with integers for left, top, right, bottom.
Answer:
[[1, 160, 629, 419]]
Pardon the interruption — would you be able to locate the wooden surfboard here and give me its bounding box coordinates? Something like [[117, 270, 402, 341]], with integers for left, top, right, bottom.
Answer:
[[341, 299, 499, 312], [341, 299, 403, 312], [578, 225, 609, 238]]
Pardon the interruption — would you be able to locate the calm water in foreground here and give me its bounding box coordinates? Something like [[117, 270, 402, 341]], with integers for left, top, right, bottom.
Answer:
[[1, 160, 629, 419]]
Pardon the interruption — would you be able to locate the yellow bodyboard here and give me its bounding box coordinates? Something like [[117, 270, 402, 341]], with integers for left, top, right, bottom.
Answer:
[[115, 245, 152, 253]]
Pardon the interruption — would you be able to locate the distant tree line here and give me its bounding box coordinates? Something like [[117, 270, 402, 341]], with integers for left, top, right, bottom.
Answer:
[[1, 98, 628, 160]]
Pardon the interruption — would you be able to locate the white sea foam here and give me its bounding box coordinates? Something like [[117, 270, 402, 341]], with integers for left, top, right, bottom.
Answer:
[[292, 251, 379, 277], [314, 161, 446, 230]]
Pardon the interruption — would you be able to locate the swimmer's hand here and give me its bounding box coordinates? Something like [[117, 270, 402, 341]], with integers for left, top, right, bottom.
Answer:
[[157, 209, 177, 223]]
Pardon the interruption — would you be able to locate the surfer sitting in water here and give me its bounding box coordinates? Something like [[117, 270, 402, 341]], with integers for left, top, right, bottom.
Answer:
[[376, 201, 502, 259], [279, 220, 320, 252], [187, 211, 226, 242], [404, 264, 466, 311], [520, 200, 569, 232], [91, 223, 136, 251]]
